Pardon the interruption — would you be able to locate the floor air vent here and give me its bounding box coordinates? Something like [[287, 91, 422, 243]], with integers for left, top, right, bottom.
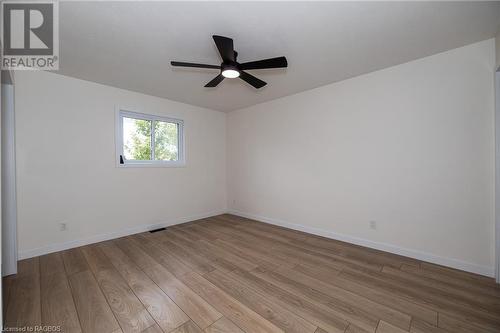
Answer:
[[149, 227, 166, 233]]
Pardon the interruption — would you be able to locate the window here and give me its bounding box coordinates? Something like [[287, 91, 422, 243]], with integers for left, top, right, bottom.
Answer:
[[116, 110, 184, 167]]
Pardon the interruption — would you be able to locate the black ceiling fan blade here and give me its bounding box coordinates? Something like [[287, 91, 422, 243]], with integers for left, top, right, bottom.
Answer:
[[213, 35, 235, 62], [239, 56, 288, 70], [204, 74, 225, 87], [171, 61, 220, 69], [239, 71, 267, 89]]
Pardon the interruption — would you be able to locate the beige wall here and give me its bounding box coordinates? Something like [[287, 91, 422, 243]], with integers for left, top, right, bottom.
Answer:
[[15, 71, 227, 258], [227, 39, 496, 276]]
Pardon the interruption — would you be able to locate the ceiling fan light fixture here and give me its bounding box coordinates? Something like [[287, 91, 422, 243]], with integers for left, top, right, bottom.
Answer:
[[222, 69, 240, 78]]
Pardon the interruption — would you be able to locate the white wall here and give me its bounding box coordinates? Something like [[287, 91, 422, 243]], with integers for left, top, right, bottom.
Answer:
[[14, 71, 226, 258], [228, 39, 496, 276], [496, 31, 500, 70]]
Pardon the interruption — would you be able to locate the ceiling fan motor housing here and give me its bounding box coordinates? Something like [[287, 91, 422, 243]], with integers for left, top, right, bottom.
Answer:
[[221, 62, 239, 73]]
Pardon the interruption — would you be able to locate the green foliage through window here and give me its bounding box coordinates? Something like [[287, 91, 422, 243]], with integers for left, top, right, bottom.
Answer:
[[122, 116, 179, 161], [154, 121, 178, 161]]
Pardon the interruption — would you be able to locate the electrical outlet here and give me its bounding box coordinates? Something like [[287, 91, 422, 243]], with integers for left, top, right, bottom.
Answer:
[[369, 221, 377, 230], [59, 222, 67, 231]]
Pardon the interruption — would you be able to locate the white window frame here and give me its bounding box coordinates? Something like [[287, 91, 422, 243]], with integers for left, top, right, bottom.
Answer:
[[115, 108, 185, 167]]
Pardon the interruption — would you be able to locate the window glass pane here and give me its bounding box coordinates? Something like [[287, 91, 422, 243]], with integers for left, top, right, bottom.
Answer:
[[123, 117, 151, 160], [154, 121, 178, 161]]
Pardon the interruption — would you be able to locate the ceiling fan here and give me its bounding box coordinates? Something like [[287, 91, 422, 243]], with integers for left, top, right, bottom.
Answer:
[[171, 35, 288, 89]]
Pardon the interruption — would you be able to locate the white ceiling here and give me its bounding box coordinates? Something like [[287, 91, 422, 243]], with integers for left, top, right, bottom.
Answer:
[[57, 1, 500, 112]]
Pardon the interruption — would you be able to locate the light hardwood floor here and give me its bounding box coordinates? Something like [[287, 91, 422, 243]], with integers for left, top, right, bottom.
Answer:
[[3, 214, 500, 333]]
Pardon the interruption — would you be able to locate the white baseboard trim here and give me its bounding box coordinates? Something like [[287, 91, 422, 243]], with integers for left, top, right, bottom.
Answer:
[[18, 210, 227, 260], [229, 210, 495, 278]]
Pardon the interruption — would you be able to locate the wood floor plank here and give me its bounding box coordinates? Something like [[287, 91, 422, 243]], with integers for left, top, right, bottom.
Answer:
[[142, 263, 222, 329], [155, 229, 215, 272], [292, 264, 437, 325], [279, 238, 383, 273], [81, 244, 116, 273], [182, 224, 219, 241], [339, 268, 500, 332], [150, 234, 215, 274], [293, 238, 413, 271], [205, 269, 317, 333], [205, 317, 245, 333], [40, 252, 66, 277], [17, 257, 40, 277], [376, 321, 407, 333], [437, 312, 497, 333], [121, 267, 190, 332], [127, 235, 192, 277], [162, 230, 239, 273], [172, 225, 270, 272], [182, 271, 284, 333], [196, 239, 258, 271], [295, 232, 418, 269], [275, 265, 411, 330], [101, 241, 155, 287], [207, 227, 291, 267], [130, 234, 193, 277], [382, 265, 500, 311], [215, 216, 395, 272], [170, 226, 201, 241], [62, 247, 90, 276], [363, 267, 500, 322], [314, 328, 329, 333], [2, 275, 15, 319], [95, 268, 156, 333], [69, 270, 121, 333], [216, 215, 307, 242], [223, 226, 364, 273], [230, 268, 349, 333], [216, 230, 315, 269], [409, 319, 447, 333], [344, 324, 372, 333], [83, 243, 157, 333], [140, 324, 163, 333], [170, 320, 203, 333], [214, 238, 282, 270], [251, 266, 379, 332], [100, 241, 191, 332], [220, 215, 418, 269], [4, 258, 41, 330], [116, 236, 161, 269], [400, 264, 500, 298], [420, 262, 497, 285], [40, 253, 81, 333]]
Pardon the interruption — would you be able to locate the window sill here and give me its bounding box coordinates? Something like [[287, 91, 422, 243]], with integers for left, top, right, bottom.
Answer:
[[117, 161, 186, 168]]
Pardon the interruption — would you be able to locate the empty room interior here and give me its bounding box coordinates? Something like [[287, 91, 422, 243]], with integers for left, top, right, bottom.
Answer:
[[2, 1, 500, 333]]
